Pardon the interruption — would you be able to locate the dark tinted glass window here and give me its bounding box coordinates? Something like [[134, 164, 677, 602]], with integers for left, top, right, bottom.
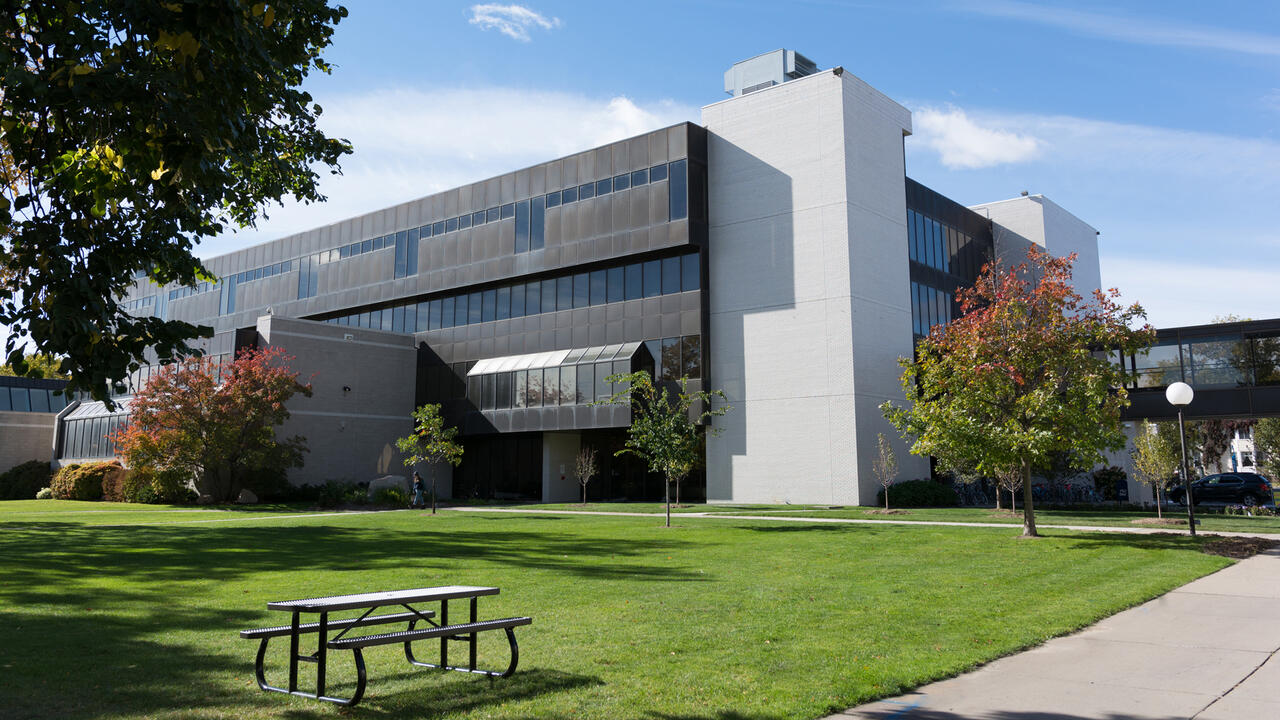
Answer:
[[482, 374, 495, 410], [381, 308, 393, 331], [560, 367, 576, 406], [372, 236, 384, 251], [596, 178, 611, 196], [527, 369, 543, 406], [406, 304, 419, 333], [669, 159, 688, 220], [445, 217, 458, 233], [29, 389, 49, 413], [496, 287, 511, 320], [510, 284, 525, 318], [613, 173, 630, 191], [472, 211, 486, 226], [545, 190, 561, 208], [392, 305, 406, 333], [595, 362, 613, 401], [632, 168, 648, 186], [625, 263, 643, 300], [576, 364, 593, 404], [500, 203, 514, 220], [525, 196, 542, 252], [590, 270, 607, 305], [681, 253, 700, 291], [661, 337, 681, 381], [662, 257, 681, 294], [514, 370, 527, 408], [0, 388, 11, 411], [440, 297, 454, 329], [515, 199, 530, 253], [361, 239, 373, 253], [541, 279, 557, 313], [453, 294, 468, 326], [650, 163, 668, 182], [433, 221, 445, 236], [682, 335, 701, 378], [557, 276, 573, 311], [487, 207, 500, 223], [482, 289, 497, 322], [562, 186, 577, 203], [579, 182, 594, 200], [573, 273, 589, 308], [419, 224, 432, 239], [368, 310, 382, 330], [458, 214, 472, 230], [607, 266, 624, 303], [643, 260, 661, 298], [469, 291, 483, 324], [525, 282, 540, 316]]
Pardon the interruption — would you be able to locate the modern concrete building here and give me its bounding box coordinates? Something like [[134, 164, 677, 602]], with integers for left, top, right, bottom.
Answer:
[[54, 50, 1106, 505], [0, 377, 69, 475]]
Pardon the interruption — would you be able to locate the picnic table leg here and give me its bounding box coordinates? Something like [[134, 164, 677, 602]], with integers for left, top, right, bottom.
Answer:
[[288, 610, 300, 693], [439, 599, 449, 669], [316, 611, 328, 699], [469, 596, 478, 671]]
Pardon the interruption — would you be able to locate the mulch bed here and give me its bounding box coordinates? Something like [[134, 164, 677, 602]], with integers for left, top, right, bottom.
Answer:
[[866, 509, 908, 515], [1131, 517, 1187, 526], [1201, 536, 1280, 559]]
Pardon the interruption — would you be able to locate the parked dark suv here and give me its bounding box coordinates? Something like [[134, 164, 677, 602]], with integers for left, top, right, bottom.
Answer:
[[1168, 473, 1274, 507]]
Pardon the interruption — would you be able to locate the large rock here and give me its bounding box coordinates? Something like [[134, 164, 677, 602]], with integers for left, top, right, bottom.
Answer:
[[235, 488, 258, 505], [197, 494, 216, 505], [368, 475, 410, 500]]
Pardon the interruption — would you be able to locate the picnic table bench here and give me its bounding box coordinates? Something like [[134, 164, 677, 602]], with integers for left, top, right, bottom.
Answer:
[[239, 585, 532, 706]]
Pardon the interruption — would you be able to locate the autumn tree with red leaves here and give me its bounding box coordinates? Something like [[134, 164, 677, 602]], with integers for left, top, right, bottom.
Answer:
[[882, 247, 1154, 537], [112, 347, 312, 502]]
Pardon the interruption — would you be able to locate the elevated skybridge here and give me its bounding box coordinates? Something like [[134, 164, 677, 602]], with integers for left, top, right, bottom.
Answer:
[[1119, 317, 1280, 421]]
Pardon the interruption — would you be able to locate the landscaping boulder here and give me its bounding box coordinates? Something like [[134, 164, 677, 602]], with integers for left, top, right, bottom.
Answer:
[[235, 488, 258, 505], [368, 475, 410, 500], [197, 494, 215, 505]]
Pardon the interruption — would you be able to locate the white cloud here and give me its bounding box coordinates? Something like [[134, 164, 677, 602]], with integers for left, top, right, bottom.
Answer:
[[913, 107, 1041, 169], [961, 1, 1280, 58], [1103, 257, 1280, 328], [201, 87, 696, 257], [468, 4, 560, 42]]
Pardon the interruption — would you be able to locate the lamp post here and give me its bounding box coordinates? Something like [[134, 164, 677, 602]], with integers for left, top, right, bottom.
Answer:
[[1166, 381, 1196, 537]]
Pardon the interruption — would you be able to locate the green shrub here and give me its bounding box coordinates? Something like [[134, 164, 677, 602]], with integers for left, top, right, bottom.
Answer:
[[242, 467, 293, 501], [317, 480, 367, 508], [876, 479, 958, 508], [35, 487, 53, 499], [372, 487, 407, 507], [1092, 465, 1127, 501], [0, 460, 52, 500], [123, 466, 196, 504], [50, 461, 121, 501]]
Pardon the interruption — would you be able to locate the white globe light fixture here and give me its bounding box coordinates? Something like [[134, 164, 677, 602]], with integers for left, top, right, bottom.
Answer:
[[1165, 382, 1194, 407], [1165, 381, 1196, 536]]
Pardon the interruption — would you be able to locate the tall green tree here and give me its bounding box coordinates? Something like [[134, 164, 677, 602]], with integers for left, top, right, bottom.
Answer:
[[396, 404, 463, 515], [0, 351, 67, 379], [1131, 420, 1179, 517], [0, 1, 351, 401], [1254, 418, 1280, 481], [598, 372, 730, 527], [882, 247, 1154, 537]]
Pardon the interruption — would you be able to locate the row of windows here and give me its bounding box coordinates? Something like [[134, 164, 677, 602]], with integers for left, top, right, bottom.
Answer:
[[172, 161, 693, 315], [322, 252, 701, 334], [910, 281, 954, 337], [0, 386, 71, 413], [124, 295, 155, 311], [60, 415, 127, 460], [907, 209, 980, 280], [1126, 333, 1280, 389], [463, 335, 702, 412]]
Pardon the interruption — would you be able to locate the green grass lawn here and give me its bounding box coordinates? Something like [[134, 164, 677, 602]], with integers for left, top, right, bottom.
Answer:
[[523, 502, 1280, 534], [0, 500, 1233, 720]]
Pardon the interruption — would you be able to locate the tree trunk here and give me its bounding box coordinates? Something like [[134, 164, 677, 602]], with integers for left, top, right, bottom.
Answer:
[[675, 478, 680, 507], [430, 468, 437, 515], [995, 485, 1002, 510], [1155, 484, 1163, 519], [582, 481, 586, 504], [885, 486, 889, 510], [1021, 458, 1038, 537], [1010, 487, 1016, 512], [664, 476, 671, 528]]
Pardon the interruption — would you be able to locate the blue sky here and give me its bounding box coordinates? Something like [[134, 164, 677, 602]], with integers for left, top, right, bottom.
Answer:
[[209, 0, 1280, 328]]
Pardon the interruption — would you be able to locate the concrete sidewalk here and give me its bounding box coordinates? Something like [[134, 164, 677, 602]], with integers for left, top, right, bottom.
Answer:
[[835, 548, 1280, 720]]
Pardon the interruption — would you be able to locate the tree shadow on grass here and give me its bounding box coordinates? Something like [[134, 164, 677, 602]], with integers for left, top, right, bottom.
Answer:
[[346, 668, 602, 717], [646, 712, 785, 720]]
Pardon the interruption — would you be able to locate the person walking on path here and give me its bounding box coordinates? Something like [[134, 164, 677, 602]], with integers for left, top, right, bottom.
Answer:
[[411, 471, 426, 510]]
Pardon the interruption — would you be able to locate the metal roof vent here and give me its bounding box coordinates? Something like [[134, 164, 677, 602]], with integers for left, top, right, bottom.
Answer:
[[724, 49, 819, 97]]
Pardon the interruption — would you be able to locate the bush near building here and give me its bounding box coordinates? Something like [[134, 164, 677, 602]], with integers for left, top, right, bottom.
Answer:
[[50, 461, 122, 501], [875, 479, 958, 507], [0, 460, 52, 500]]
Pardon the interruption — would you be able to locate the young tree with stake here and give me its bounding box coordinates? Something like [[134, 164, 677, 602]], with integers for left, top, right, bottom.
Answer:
[[575, 447, 597, 504], [873, 433, 898, 510], [396, 404, 463, 515]]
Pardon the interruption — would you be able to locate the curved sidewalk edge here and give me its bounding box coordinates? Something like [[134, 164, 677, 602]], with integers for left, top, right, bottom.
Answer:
[[833, 548, 1280, 720]]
